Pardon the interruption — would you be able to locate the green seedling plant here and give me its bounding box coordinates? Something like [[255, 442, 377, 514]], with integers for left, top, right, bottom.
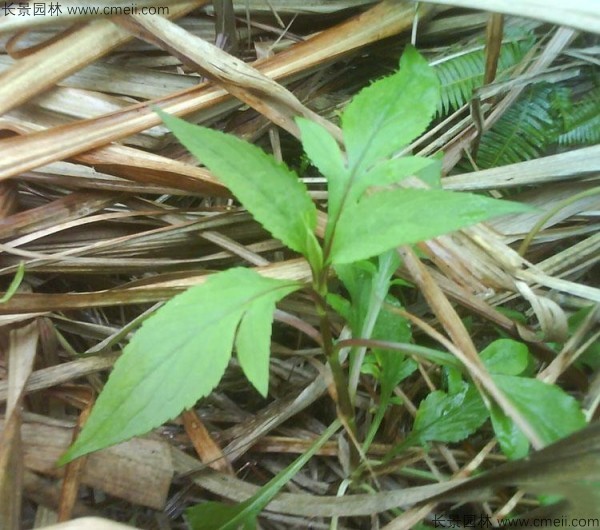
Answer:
[[60, 47, 537, 480], [380, 337, 586, 467]]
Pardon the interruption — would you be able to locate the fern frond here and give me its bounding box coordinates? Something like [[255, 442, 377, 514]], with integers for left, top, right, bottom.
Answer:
[[558, 86, 600, 146], [434, 38, 535, 116], [473, 84, 562, 169]]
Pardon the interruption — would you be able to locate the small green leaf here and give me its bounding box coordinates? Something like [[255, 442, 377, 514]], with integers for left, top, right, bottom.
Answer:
[[296, 117, 347, 220], [413, 382, 488, 444], [158, 110, 317, 257], [493, 375, 586, 447], [302, 224, 324, 273], [334, 260, 377, 331], [184, 501, 255, 530], [483, 342, 585, 458], [480, 338, 529, 376], [236, 297, 276, 397], [371, 297, 414, 398], [327, 292, 352, 322], [363, 296, 416, 449], [330, 188, 530, 264], [347, 156, 434, 203], [186, 420, 341, 530], [414, 152, 443, 188], [60, 268, 301, 463], [0, 262, 25, 303], [445, 367, 464, 396], [489, 404, 529, 460], [342, 45, 440, 174]]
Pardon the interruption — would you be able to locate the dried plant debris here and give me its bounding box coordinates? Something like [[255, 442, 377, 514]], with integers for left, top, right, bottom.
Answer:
[[0, 1, 598, 529]]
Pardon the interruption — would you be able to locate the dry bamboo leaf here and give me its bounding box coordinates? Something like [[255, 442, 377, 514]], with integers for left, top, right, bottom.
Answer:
[[0, 258, 312, 314], [58, 392, 94, 522], [0, 1, 204, 115], [0, 180, 18, 219], [0, 1, 433, 182], [181, 409, 234, 474], [416, 0, 600, 33], [24, 470, 95, 521], [516, 280, 569, 342], [76, 141, 228, 195], [424, 266, 587, 376], [419, 231, 516, 293], [0, 0, 195, 33], [0, 55, 201, 99], [442, 145, 600, 191], [23, 166, 189, 196], [24, 88, 167, 149], [0, 413, 23, 530], [220, 375, 328, 463], [115, 13, 340, 139], [208, 0, 378, 15], [517, 268, 600, 304], [0, 321, 39, 530], [535, 232, 600, 278], [0, 414, 173, 509], [4, 321, 39, 413], [0, 354, 118, 403], [483, 13, 504, 85], [540, 306, 600, 384], [0, 191, 118, 240], [488, 181, 600, 238]]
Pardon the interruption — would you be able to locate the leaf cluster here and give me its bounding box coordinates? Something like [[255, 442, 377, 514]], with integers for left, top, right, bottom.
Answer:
[[60, 47, 532, 485]]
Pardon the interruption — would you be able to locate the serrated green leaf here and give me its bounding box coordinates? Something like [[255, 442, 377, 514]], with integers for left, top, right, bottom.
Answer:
[[236, 297, 276, 397], [483, 345, 585, 460], [413, 382, 488, 444], [489, 404, 529, 460], [329, 188, 530, 264], [334, 260, 377, 331], [296, 117, 345, 182], [342, 45, 439, 174], [415, 152, 443, 188], [348, 156, 435, 203], [493, 375, 586, 448], [480, 338, 529, 376], [445, 366, 464, 396], [186, 420, 340, 530], [157, 110, 317, 257], [59, 268, 301, 463], [326, 292, 352, 322], [296, 117, 347, 220], [302, 225, 324, 273], [371, 297, 414, 397]]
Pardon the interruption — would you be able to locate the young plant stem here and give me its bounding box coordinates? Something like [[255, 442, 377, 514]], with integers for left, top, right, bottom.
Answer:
[[313, 269, 359, 465]]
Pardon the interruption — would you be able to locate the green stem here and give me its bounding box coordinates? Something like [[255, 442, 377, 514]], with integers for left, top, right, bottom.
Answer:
[[313, 269, 358, 460]]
